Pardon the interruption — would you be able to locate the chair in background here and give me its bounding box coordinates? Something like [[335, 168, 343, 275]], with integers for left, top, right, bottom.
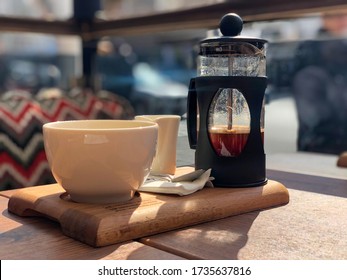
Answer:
[[0, 88, 134, 190]]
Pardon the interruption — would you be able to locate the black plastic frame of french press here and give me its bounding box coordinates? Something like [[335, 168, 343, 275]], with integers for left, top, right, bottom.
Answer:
[[187, 76, 268, 187]]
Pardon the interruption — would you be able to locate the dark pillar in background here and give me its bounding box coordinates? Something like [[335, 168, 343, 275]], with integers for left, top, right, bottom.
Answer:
[[73, 0, 101, 89]]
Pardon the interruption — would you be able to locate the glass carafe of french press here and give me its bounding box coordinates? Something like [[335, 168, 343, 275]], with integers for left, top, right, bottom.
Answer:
[[187, 13, 268, 187]]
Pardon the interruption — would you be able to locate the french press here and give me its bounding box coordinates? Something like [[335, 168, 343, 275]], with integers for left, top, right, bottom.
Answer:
[[187, 13, 268, 187]]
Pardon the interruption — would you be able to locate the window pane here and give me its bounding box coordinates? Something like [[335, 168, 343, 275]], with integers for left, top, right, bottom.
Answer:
[[100, 0, 225, 19], [0, 0, 72, 20], [0, 32, 80, 92]]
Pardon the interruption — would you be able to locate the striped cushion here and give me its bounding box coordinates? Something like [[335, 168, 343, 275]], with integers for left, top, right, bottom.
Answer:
[[0, 88, 134, 190]]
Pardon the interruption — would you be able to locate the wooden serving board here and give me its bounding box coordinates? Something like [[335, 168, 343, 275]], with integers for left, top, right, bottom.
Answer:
[[7, 167, 289, 247]]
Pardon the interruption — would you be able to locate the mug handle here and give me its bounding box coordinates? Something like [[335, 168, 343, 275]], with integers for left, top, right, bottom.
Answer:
[[187, 78, 197, 149]]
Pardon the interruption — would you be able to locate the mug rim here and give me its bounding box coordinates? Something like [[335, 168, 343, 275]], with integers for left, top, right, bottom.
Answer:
[[43, 119, 158, 131], [135, 114, 181, 118]]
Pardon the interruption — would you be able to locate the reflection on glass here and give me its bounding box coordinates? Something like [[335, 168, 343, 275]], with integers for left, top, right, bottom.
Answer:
[[208, 88, 251, 157]]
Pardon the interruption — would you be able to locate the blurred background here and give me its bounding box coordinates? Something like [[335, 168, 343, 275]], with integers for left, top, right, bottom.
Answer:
[[1, 0, 347, 155]]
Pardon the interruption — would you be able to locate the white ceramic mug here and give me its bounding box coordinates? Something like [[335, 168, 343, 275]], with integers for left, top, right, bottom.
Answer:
[[135, 115, 181, 175], [43, 119, 158, 204]]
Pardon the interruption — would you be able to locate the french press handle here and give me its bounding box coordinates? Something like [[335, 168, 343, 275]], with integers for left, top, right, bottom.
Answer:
[[187, 78, 197, 149]]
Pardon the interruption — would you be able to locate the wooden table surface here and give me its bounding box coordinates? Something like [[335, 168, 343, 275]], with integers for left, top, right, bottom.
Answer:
[[1, 141, 347, 259], [0, 194, 185, 260]]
